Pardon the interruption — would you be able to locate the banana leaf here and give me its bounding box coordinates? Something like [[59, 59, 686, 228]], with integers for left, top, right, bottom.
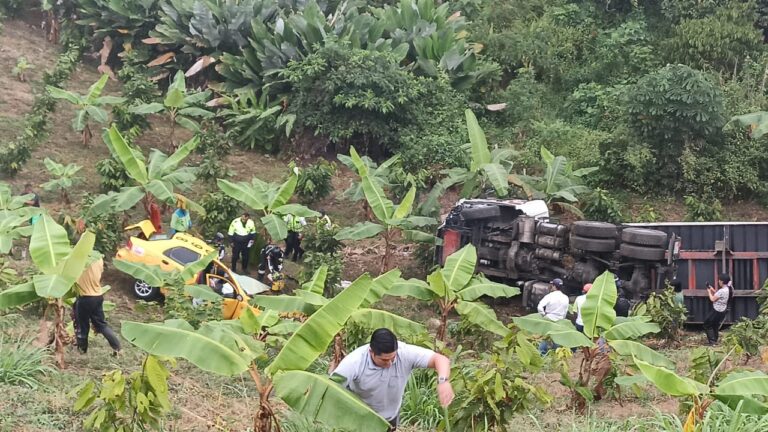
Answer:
[[266, 274, 374, 375], [262, 213, 288, 243], [217, 178, 268, 210], [121, 320, 256, 375], [250, 295, 318, 315], [441, 244, 476, 293], [392, 186, 416, 219], [335, 222, 386, 241], [465, 109, 490, 171], [108, 125, 148, 184], [163, 136, 200, 171], [458, 275, 520, 301], [581, 271, 617, 338], [29, 214, 72, 274], [455, 299, 511, 338], [715, 371, 768, 397], [112, 259, 168, 288], [362, 269, 403, 308], [610, 340, 674, 369], [301, 265, 328, 295], [349, 308, 427, 337], [604, 321, 660, 341], [633, 357, 708, 396], [388, 278, 434, 300], [0, 282, 39, 309], [273, 370, 390, 432], [269, 174, 297, 210]]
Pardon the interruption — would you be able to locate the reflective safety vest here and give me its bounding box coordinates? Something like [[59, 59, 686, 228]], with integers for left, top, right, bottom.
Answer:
[[284, 214, 305, 232], [228, 217, 256, 236], [316, 215, 332, 229]]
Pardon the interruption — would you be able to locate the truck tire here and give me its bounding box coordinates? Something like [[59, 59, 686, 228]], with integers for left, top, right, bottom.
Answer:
[[621, 228, 667, 247], [536, 235, 566, 249], [572, 221, 617, 239], [133, 279, 160, 301], [570, 235, 616, 252], [619, 244, 665, 261]]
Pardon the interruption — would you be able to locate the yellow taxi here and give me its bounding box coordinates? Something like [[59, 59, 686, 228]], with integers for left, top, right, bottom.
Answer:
[[115, 220, 267, 319]]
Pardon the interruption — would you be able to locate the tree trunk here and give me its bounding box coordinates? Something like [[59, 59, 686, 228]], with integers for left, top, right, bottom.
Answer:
[[249, 365, 279, 432]]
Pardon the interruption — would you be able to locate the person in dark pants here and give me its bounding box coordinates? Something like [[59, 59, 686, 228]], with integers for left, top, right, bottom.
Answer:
[[74, 257, 121, 355], [703, 274, 732, 346], [283, 213, 306, 262], [228, 212, 256, 273], [257, 244, 284, 283]]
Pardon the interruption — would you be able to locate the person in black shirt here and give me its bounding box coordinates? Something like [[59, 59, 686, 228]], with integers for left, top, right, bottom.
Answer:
[[23, 183, 40, 207]]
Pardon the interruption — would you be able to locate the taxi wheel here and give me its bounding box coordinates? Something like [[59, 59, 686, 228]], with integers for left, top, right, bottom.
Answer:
[[133, 279, 160, 301]]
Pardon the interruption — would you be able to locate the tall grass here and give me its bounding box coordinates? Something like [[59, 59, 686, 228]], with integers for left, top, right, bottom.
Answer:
[[400, 369, 443, 430], [0, 335, 55, 389]]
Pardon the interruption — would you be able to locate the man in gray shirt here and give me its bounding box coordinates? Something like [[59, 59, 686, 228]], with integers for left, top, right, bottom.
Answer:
[[331, 328, 454, 430]]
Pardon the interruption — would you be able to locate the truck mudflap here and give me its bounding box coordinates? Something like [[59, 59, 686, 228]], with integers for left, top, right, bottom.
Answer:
[[441, 229, 461, 265]]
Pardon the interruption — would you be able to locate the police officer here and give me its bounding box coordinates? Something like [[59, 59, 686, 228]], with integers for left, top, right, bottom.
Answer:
[[283, 213, 307, 262], [228, 212, 256, 273], [258, 244, 284, 283], [317, 210, 332, 230]]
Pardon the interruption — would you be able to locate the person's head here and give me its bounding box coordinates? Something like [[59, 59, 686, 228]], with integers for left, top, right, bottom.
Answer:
[[24, 183, 33, 193], [582, 283, 592, 294], [550, 278, 564, 291], [240, 212, 250, 222], [369, 328, 398, 368], [176, 196, 187, 210], [719, 273, 731, 287], [319, 209, 327, 217]]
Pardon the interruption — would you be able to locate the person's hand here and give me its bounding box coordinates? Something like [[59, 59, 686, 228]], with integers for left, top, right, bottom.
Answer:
[[437, 381, 454, 407]]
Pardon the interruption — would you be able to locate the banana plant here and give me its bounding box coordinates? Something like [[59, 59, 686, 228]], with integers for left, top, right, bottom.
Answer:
[[0, 214, 96, 368], [88, 125, 204, 220], [513, 271, 668, 409], [633, 351, 768, 430], [508, 146, 596, 217], [129, 71, 213, 149], [121, 272, 394, 432], [335, 146, 437, 271], [46, 74, 126, 146], [41, 158, 82, 204], [217, 171, 319, 242], [729, 111, 768, 139], [388, 244, 520, 341], [0, 182, 42, 254]]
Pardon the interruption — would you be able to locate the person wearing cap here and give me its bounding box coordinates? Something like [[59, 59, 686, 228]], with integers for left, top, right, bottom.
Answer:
[[228, 212, 256, 273], [574, 283, 592, 333], [537, 278, 570, 355]]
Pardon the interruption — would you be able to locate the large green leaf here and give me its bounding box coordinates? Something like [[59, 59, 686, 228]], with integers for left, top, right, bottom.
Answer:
[[604, 321, 660, 341], [250, 295, 318, 315], [362, 269, 402, 308], [480, 163, 509, 197], [42, 231, 96, 298], [129, 102, 165, 114], [262, 213, 288, 242], [121, 320, 256, 375], [441, 244, 476, 293], [581, 271, 617, 338], [295, 290, 330, 307], [335, 222, 386, 241], [273, 371, 390, 432], [29, 214, 71, 274], [392, 186, 416, 219], [633, 357, 708, 397], [179, 251, 217, 281], [270, 174, 297, 210], [85, 74, 110, 104], [465, 109, 491, 172], [217, 178, 268, 210], [145, 180, 176, 204], [240, 308, 280, 335], [184, 284, 223, 302], [162, 136, 200, 173], [715, 371, 768, 397], [271, 204, 320, 218], [266, 274, 374, 375], [513, 313, 593, 348], [610, 340, 675, 369], [361, 176, 394, 222], [46, 85, 81, 105], [301, 265, 328, 295], [0, 282, 39, 309], [108, 125, 148, 184], [388, 278, 434, 301], [458, 275, 520, 301], [455, 299, 511, 338], [713, 395, 768, 415], [112, 259, 167, 288], [349, 309, 426, 337]]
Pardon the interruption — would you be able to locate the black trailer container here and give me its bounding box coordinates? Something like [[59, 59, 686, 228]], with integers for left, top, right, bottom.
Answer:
[[628, 222, 768, 324]]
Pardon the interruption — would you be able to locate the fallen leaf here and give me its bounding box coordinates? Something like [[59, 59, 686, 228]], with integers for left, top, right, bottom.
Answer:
[[185, 55, 217, 77], [142, 37, 162, 44], [149, 71, 171, 82], [486, 103, 507, 111], [147, 52, 176, 67]]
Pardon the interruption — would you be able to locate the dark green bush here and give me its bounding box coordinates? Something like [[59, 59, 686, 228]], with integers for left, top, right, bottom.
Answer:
[[199, 192, 242, 239], [684, 195, 723, 222], [296, 161, 336, 204], [96, 157, 131, 192], [583, 188, 624, 224]]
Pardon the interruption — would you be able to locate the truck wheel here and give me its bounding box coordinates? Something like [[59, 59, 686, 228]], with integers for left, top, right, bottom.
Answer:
[[621, 227, 668, 247], [570, 236, 616, 252], [619, 244, 665, 261], [572, 221, 617, 239], [133, 279, 160, 301]]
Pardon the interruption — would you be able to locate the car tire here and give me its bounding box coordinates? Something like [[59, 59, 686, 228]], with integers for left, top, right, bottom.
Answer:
[[133, 279, 160, 301], [570, 235, 617, 252], [572, 221, 617, 239], [621, 227, 668, 247], [619, 244, 665, 261]]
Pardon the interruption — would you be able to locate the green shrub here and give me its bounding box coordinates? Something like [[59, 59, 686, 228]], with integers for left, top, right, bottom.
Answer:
[[301, 252, 342, 297], [684, 195, 723, 222], [96, 157, 131, 193], [295, 161, 336, 204], [301, 223, 343, 256], [583, 188, 624, 224], [632, 286, 687, 343], [81, 194, 123, 257], [198, 192, 242, 239], [722, 315, 768, 358], [196, 121, 232, 185], [632, 204, 663, 223], [0, 336, 55, 389]]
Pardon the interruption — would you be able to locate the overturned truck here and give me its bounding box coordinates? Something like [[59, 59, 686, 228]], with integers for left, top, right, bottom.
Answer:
[[436, 199, 766, 323]]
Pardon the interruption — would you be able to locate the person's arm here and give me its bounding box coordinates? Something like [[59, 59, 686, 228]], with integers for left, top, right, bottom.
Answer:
[[707, 287, 718, 302], [227, 220, 236, 237], [427, 353, 454, 407], [537, 294, 549, 316]]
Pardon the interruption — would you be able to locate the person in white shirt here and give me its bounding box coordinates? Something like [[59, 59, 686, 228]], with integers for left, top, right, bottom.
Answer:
[[574, 283, 592, 333], [537, 278, 570, 355]]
